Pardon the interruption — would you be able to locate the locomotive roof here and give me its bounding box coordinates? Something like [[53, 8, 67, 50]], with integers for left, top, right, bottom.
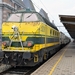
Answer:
[[15, 9, 36, 13], [15, 9, 58, 30]]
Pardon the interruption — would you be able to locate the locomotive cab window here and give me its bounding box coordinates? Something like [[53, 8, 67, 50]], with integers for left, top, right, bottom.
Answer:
[[22, 13, 39, 22], [7, 13, 22, 22]]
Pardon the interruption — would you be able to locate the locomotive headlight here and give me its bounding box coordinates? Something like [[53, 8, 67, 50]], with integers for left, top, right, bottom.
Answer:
[[23, 41, 34, 47], [2, 41, 9, 47], [11, 25, 19, 38], [2, 42, 6, 46], [14, 34, 18, 38], [11, 25, 18, 32]]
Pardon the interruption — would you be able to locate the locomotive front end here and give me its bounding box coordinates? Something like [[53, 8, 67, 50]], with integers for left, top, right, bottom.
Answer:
[[2, 9, 60, 67], [2, 11, 43, 66]]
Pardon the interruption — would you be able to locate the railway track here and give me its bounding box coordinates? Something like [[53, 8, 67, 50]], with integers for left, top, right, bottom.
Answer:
[[0, 63, 43, 75], [0, 66, 34, 75]]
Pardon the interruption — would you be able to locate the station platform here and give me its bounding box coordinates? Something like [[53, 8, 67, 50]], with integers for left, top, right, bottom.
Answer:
[[31, 42, 75, 75]]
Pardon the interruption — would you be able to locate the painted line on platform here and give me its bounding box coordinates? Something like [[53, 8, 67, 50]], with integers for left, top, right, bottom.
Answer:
[[48, 48, 67, 75]]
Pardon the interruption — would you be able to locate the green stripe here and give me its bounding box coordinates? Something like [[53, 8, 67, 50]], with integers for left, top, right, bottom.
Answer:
[[26, 37, 59, 44], [2, 37, 10, 41], [2, 37, 59, 47], [2, 37, 59, 43], [46, 38, 59, 43], [26, 37, 45, 44]]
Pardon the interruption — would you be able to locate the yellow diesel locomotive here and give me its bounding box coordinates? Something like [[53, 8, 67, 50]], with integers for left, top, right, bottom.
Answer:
[[2, 9, 60, 66]]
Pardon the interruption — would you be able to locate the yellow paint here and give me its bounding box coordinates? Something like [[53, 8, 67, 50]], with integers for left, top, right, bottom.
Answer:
[[48, 48, 67, 75], [2, 22, 40, 33], [2, 22, 59, 36], [2, 21, 60, 52]]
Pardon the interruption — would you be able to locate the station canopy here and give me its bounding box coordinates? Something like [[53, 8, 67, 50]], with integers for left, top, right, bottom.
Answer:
[[59, 15, 75, 39]]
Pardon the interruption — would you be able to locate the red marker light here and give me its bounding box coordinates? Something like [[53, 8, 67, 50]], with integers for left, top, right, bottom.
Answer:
[[2, 42, 6, 46], [27, 41, 32, 47]]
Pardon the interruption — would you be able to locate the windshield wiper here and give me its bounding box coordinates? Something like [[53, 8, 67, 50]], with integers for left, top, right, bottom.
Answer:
[[26, 13, 33, 19], [15, 14, 20, 17]]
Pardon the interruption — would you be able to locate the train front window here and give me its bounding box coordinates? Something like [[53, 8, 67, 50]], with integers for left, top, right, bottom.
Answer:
[[22, 13, 39, 22], [7, 13, 22, 22]]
